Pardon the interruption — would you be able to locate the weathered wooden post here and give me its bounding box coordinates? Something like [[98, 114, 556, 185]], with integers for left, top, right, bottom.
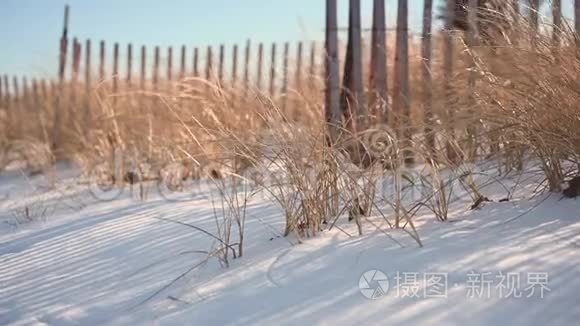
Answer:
[[53, 4, 69, 150], [218, 44, 225, 85], [84, 39, 92, 132], [12, 76, 20, 128], [0, 75, 3, 111], [229, 44, 239, 107], [232, 44, 238, 85], [281, 42, 289, 112], [243, 40, 251, 97], [529, 0, 540, 49], [21, 77, 29, 135], [140, 45, 146, 90], [309, 41, 317, 90], [325, 0, 341, 141], [530, 0, 540, 32], [552, 0, 562, 48], [269, 43, 277, 97], [180, 45, 186, 80], [167, 46, 173, 94], [31, 78, 38, 110], [127, 43, 133, 86], [153, 46, 160, 91], [99, 40, 106, 81], [393, 0, 411, 163], [40, 79, 48, 100], [510, 0, 520, 45], [444, 0, 456, 161], [0, 75, 3, 112], [422, 0, 435, 152], [37, 78, 50, 143], [295, 41, 303, 94], [126, 43, 133, 118], [370, 0, 387, 123], [341, 0, 366, 132], [31, 78, 42, 140], [113, 43, 119, 94], [466, 0, 479, 159], [3, 75, 10, 127], [142, 45, 152, 160], [193, 47, 199, 77], [167, 46, 173, 82], [70, 38, 81, 125], [72, 40, 81, 86], [22, 77, 29, 114], [576, 0, 580, 46], [256, 42, 264, 91], [206, 46, 213, 81]]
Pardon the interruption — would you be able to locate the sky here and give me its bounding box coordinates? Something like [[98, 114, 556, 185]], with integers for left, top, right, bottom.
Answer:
[[0, 0, 574, 79], [0, 0, 433, 79]]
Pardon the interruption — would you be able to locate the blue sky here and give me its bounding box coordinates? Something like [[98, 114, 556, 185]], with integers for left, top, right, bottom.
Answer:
[[0, 0, 574, 79], [0, 0, 433, 78]]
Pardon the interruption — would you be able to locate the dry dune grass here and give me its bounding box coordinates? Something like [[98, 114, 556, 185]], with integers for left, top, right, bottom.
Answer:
[[0, 10, 579, 241]]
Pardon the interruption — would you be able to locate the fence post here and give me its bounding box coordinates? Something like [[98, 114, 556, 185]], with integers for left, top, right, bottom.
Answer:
[[444, 0, 456, 162], [370, 0, 387, 123], [269, 43, 277, 97], [193, 47, 199, 77], [3, 75, 10, 126], [465, 0, 480, 159], [295, 41, 303, 93], [167, 46, 173, 95], [511, 0, 520, 44], [31, 79, 43, 141], [530, 0, 540, 31], [218, 44, 225, 85], [40, 79, 50, 143], [140, 45, 146, 90], [31, 78, 38, 111], [153, 46, 160, 91], [341, 0, 366, 132], [257, 43, 263, 91], [576, 0, 580, 46], [232, 44, 239, 86], [113, 43, 119, 95], [281, 42, 289, 112], [180, 45, 186, 80], [0, 74, 3, 111], [167, 46, 173, 82], [394, 0, 411, 163], [244, 40, 251, 95], [309, 41, 317, 93], [529, 0, 540, 49], [70, 38, 81, 126], [53, 4, 69, 151], [422, 0, 435, 152], [12, 76, 20, 126], [22, 77, 29, 114], [127, 43, 133, 86], [325, 0, 341, 141], [73, 39, 81, 89], [99, 40, 106, 81], [206, 46, 213, 81], [85, 39, 92, 132], [552, 0, 562, 48]]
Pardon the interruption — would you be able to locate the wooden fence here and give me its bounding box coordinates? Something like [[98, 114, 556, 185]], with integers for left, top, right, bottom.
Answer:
[[0, 1, 578, 157]]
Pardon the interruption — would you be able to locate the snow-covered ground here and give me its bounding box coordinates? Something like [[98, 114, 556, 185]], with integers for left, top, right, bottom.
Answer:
[[0, 164, 579, 325]]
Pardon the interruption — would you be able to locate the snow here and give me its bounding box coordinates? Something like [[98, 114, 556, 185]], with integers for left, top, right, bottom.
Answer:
[[0, 164, 579, 325]]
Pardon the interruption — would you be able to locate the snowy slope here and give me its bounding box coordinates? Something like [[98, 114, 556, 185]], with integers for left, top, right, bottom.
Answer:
[[0, 166, 579, 326]]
